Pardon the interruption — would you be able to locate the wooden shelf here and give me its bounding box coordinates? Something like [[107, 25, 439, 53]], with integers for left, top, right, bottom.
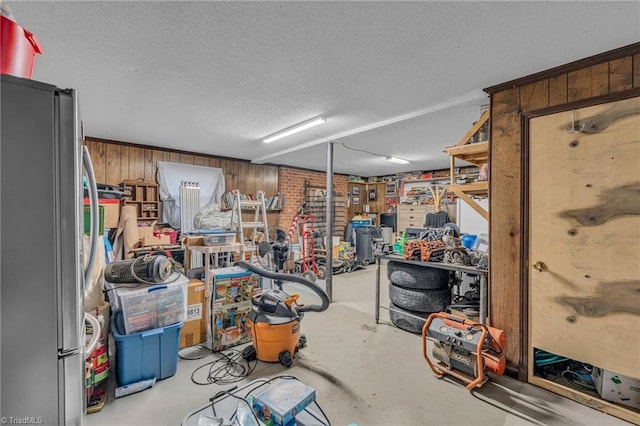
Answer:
[[402, 177, 450, 183], [443, 110, 490, 221], [443, 141, 488, 166], [121, 179, 160, 222], [448, 181, 488, 196]]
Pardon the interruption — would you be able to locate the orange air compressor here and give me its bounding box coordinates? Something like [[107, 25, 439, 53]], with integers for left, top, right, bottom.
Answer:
[[423, 312, 506, 390]]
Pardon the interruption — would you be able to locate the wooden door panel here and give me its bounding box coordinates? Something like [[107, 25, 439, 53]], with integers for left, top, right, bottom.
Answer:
[[528, 96, 640, 379]]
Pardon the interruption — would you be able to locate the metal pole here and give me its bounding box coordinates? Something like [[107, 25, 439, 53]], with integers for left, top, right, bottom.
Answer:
[[480, 273, 487, 325], [375, 257, 381, 324], [325, 143, 334, 301]]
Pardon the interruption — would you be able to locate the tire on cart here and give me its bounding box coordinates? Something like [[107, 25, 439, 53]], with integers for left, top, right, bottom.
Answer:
[[388, 302, 431, 334], [388, 282, 451, 312], [301, 270, 316, 283], [387, 261, 450, 290], [316, 264, 327, 280]]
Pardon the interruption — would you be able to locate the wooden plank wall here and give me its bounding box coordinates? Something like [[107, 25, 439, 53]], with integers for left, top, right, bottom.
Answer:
[[85, 138, 279, 195], [84, 138, 280, 226], [84, 138, 352, 234], [484, 43, 640, 375]]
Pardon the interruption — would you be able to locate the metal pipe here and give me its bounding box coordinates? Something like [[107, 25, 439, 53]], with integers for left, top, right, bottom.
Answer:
[[375, 256, 381, 323], [480, 274, 487, 325], [325, 143, 334, 301]]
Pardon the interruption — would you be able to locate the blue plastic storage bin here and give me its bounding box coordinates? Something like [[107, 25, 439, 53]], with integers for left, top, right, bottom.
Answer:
[[111, 311, 182, 386]]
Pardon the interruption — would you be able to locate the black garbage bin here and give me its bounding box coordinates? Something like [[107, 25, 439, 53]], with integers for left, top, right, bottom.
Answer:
[[380, 213, 396, 232], [355, 226, 381, 264]]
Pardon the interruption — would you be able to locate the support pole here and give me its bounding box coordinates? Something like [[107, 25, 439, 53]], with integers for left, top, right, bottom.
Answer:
[[325, 143, 334, 301]]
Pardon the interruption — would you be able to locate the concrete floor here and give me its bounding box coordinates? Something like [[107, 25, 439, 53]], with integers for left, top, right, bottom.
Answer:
[[87, 261, 633, 426]]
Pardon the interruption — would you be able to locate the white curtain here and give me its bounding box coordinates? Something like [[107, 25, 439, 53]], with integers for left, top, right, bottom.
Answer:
[[156, 161, 225, 229]]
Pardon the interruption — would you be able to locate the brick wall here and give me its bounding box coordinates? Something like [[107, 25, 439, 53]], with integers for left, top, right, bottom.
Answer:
[[277, 167, 349, 238]]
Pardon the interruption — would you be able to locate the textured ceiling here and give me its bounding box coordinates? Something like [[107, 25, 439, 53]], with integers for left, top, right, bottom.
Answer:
[[8, 1, 640, 176]]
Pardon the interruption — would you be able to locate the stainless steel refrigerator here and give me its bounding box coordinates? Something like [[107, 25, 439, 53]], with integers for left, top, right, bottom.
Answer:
[[1, 74, 99, 426]]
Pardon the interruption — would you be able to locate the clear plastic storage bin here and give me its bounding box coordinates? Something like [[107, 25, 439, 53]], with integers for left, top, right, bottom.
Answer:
[[118, 282, 184, 334], [203, 232, 237, 245], [106, 274, 188, 334]]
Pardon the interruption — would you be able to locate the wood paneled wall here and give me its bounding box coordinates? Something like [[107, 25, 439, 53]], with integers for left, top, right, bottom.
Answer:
[[84, 138, 280, 228], [85, 138, 279, 195], [346, 182, 388, 225], [484, 42, 640, 376], [84, 138, 350, 237]]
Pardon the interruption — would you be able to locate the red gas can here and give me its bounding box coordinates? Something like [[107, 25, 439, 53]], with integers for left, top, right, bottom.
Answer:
[[1, 15, 42, 78]]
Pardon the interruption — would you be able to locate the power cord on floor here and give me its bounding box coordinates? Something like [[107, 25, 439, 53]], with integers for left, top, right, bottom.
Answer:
[[189, 346, 258, 386]]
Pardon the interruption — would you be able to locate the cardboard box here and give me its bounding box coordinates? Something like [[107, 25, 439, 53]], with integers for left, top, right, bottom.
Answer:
[[592, 368, 640, 410], [138, 226, 155, 241], [142, 234, 170, 247], [208, 267, 262, 352], [84, 198, 120, 229], [182, 237, 204, 270], [100, 199, 120, 229], [182, 236, 204, 246], [332, 244, 340, 259], [179, 279, 207, 349]]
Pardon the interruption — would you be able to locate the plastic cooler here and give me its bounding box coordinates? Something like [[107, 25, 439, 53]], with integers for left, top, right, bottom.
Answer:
[[111, 311, 182, 386], [1, 16, 42, 78]]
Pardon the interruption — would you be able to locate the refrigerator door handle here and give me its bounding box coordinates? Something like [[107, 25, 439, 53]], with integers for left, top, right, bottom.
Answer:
[[58, 348, 80, 357], [82, 145, 99, 287]]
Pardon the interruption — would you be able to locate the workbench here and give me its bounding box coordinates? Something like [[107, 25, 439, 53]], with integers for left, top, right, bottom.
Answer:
[[374, 254, 489, 325]]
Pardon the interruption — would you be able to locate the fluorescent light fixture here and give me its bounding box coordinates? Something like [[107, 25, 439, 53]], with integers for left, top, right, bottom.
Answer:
[[263, 116, 326, 144], [386, 156, 409, 164]]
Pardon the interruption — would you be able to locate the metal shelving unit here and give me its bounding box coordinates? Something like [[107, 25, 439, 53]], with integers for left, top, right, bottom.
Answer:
[[302, 183, 346, 244]]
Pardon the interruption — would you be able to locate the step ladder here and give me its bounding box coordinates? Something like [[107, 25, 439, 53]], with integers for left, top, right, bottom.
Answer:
[[230, 190, 269, 246]]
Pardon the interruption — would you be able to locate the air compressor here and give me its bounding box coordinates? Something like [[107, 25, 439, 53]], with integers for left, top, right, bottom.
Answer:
[[234, 260, 330, 367], [422, 312, 506, 390]]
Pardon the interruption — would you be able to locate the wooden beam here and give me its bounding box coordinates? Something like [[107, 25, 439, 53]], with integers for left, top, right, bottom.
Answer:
[[443, 141, 489, 166], [610, 56, 634, 93], [484, 42, 640, 94], [451, 189, 488, 221], [520, 80, 549, 111], [455, 110, 490, 146], [549, 74, 568, 106], [489, 87, 521, 368]]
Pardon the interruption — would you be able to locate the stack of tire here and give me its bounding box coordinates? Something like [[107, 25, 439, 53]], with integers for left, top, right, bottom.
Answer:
[[387, 261, 451, 334]]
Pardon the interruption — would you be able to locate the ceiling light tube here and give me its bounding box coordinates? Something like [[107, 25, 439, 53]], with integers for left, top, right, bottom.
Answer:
[[263, 116, 326, 144], [386, 156, 409, 164]]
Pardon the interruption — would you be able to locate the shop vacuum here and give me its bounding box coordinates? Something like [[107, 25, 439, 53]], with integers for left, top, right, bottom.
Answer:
[[235, 260, 330, 367]]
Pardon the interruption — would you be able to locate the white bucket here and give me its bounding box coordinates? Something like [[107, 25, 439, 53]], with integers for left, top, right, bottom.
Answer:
[[380, 226, 393, 244]]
